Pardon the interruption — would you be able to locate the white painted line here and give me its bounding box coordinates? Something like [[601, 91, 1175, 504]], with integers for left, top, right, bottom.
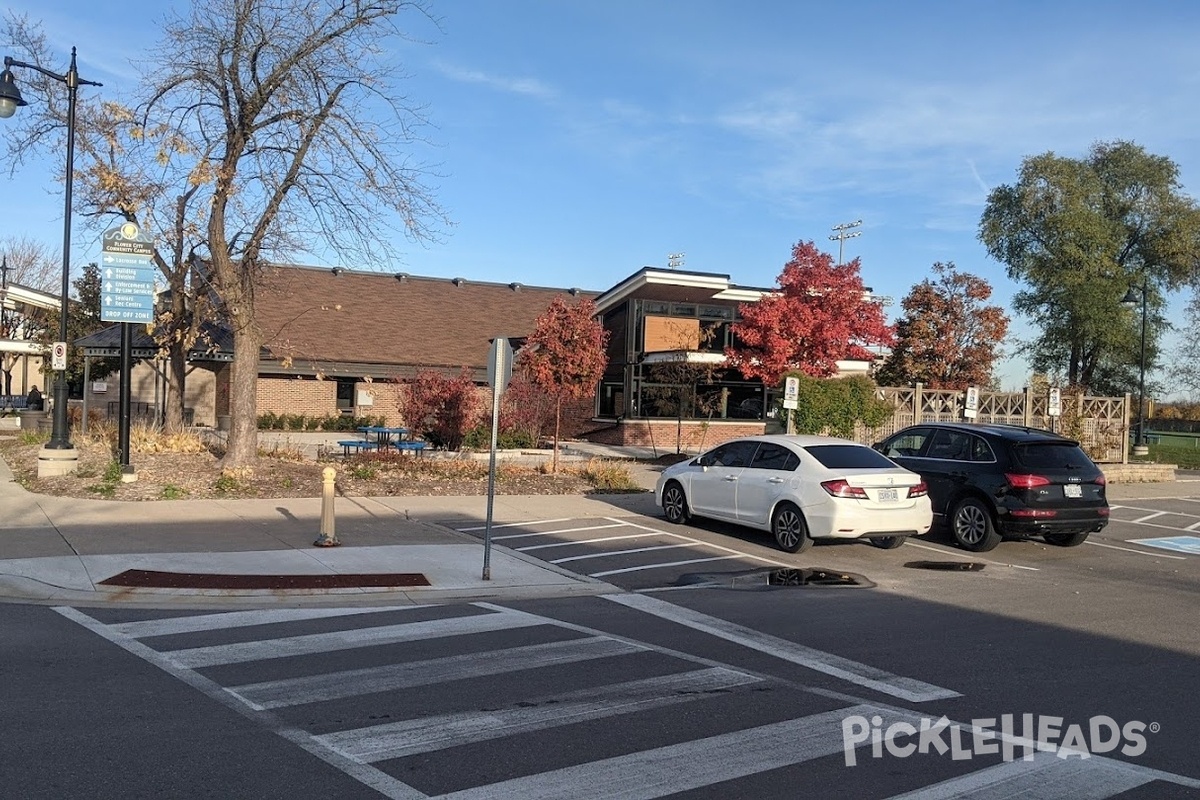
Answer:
[[882, 749, 1154, 799], [605, 517, 795, 568], [107, 606, 425, 639], [318, 667, 761, 762], [435, 704, 917, 800], [552, 543, 706, 564], [907, 541, 1040, 571], [1186, 520, 1200, 531], [167, 610, 545, 668], [590, 555, 745, 577], [456, 517, 574, 532], [53, 607, 427, 800], [228, 636, 644, 710], [517, 533, 662, 552], [1086, 540, 1187, 559], [493, 523, 628, 541], [1132, 511, 1169, 523], [606, 593, 960, 703]]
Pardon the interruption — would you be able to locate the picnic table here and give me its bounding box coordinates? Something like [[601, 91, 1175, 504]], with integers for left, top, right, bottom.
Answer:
[[336, 440, 379, 458], [357, 426, 409, 446]]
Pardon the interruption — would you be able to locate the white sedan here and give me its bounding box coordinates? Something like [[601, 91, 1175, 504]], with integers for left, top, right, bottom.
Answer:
[[654, 434, 933, 553]]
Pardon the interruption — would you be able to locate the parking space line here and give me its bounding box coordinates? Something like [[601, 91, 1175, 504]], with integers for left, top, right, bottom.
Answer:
[[1185, 520, 1200, 531], [516, 533, 661, 552], [1085, 540, 1186, 559], [1132, 511, 1169, 523], [605, 517, 795, 568], [551, 543, 707, 564], [455, 517, 574, 532], [907, 541, 1039, 570], [492, 523, 628, 541], [590, 555, 747, 577]]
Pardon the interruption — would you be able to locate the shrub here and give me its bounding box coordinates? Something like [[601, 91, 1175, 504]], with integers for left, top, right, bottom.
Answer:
[[395, 368, 484, 451]]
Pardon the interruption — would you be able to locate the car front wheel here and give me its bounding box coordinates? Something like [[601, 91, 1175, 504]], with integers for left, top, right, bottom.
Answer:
[[869, 535, 907, 550], [662, 481, 690, 524], [1044, 531, 1089, 547], [951, 497, 1002, 552], [772, 502, 812, 553]]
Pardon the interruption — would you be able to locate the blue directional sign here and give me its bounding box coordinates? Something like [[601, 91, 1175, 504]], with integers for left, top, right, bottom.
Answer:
[[1129, 535, 1200, 555], [100, 222, 156, 324]]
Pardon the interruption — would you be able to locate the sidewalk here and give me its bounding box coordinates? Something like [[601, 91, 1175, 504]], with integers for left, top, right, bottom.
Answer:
[[0, 447, 662, 607], [0, 436, 1189, 607]]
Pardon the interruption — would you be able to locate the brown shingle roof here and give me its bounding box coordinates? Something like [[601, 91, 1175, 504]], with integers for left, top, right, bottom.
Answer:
[[254, 266, 596, 372]]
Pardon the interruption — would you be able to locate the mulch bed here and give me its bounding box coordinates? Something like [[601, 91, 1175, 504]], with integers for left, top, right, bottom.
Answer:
[[98, 569, 431, 589]]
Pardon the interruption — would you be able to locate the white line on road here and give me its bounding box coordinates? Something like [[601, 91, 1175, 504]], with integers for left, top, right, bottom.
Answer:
[[605, 517, 795, 568], [517, 532, 662, 551], [107, 606, 427, 639], [552, 543, 706, 564], [493, 523, 628, 541], [590, 555, 745, 577], [1085, 540, 1187, 559], [606, 593, 960, 703], [455, 517, 574, 532], [1132, 511, 1170, 523], [907, 541, 1040, 570]]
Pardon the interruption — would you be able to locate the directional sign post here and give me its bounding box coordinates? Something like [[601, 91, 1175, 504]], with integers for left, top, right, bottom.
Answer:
[[482, 336, 514, 581], [100, 222, 156, 324]]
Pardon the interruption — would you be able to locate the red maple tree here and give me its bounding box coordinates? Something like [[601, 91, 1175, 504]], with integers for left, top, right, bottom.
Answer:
[[519, 297, 609, 471], [726, 241, 894, 383]]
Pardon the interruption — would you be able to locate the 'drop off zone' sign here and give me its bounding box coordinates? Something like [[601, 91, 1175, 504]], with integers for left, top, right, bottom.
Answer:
[[100, 222, 156, 324]]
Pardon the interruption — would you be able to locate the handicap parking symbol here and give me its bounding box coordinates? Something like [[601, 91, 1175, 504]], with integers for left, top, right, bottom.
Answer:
[[1131, 535, 1200, 555]]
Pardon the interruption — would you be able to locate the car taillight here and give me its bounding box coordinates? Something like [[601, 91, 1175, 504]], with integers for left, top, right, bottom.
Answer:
[[822, 479, 869, 499], [907, 481, 928, 498], [1005, 473, 1051, 489], [1095, 475, 1107, 486], [1010, 508, 1059, 518]]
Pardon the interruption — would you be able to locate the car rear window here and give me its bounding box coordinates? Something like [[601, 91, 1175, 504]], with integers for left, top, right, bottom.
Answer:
[[1010, 443, 1095, 470], [805, 444, 898, 470]]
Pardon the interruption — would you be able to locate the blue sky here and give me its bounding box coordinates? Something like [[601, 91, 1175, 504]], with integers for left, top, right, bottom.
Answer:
[[6, 1, 1200, 391]]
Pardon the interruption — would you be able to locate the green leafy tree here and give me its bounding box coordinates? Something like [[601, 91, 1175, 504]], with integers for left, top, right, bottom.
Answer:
[[875, 263, 1009, 389], [787, 374, 893, 439], [39, 263, 121, 395], [520, 297, 609, 472], [979, 140, 1200, 392]]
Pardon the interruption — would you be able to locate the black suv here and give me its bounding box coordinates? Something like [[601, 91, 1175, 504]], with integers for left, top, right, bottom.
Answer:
[[875, 423, 1108, 552]]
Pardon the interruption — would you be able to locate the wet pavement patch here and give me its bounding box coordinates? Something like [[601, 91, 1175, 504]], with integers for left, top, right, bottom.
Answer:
[[904, 560, 986, 572], [98, 569, 431, 589], [675, 567, 874, 590]]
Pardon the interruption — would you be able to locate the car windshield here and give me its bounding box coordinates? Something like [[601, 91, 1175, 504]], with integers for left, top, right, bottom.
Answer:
[[1010, 443, 1095, 470], [804, 444, 898, 470]]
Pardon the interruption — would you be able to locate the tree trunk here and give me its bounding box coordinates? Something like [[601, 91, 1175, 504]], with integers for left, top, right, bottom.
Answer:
[[221, 320, 260, 469], [164, 346, 187, 433], [552, 396, 562, 473]]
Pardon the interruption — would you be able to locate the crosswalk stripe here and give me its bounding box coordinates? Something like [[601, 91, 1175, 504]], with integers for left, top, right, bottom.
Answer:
[[882, 749, 1165, 799], [229, 636, 645, 710], [607, 593, 961, 703], [436, 703, 906, 800], [317, 666, 762, 762], [167, 610, 545, 668], [107, 606, 425, 639]]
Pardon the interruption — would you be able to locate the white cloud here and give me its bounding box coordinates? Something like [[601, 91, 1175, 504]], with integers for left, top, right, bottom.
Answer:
[[432, 60, 555, 99]]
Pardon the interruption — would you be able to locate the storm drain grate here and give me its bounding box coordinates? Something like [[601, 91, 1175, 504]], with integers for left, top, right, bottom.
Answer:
[[99, 569, 431, 589], [904, 560, 986, 572]]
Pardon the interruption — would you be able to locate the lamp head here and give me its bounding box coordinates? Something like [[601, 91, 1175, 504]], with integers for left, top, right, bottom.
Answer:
[[1120, 287, 1141, 308], [0, 67, 28, 119]]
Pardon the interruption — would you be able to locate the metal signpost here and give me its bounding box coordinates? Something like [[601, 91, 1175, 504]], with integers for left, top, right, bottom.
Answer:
[[482, 336, 514, 581], [1048, 387, 1062, 433], [783, 376, 799, 434], [101, 223, 155, 474], [964, 386, 979, 420]]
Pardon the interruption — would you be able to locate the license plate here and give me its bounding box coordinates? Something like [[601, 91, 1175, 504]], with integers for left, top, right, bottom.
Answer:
[[878, 488, 898, 502], [1064, 484, 1083, 498]]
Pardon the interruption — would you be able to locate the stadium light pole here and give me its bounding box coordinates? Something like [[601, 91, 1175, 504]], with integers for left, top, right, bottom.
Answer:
[[1120, 280, 1149, 456], [829, 219, 862, 265], [1, 48, 102, 459]]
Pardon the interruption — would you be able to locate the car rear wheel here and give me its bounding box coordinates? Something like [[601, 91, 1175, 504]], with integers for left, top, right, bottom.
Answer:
[[1044, 531, 1089, 547], [772, 502, 812, 553], [869, 535, 907, 550], [662, 481, 690, 524], [951, 497, 1002, 552]]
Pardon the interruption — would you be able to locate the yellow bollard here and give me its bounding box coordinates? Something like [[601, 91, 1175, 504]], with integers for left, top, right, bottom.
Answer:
[[313, 466, 340, 547]]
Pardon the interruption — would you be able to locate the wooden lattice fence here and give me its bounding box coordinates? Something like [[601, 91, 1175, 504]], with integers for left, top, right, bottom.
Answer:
[[852, 384, 1131, 463]]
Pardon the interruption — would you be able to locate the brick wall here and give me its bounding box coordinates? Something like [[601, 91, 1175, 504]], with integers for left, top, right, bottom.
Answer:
[[256, 376, 337, 418], [583, 419, 767, 452]]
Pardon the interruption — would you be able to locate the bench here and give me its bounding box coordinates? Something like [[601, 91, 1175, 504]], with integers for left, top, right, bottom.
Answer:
[[337, 440, 379, 457], [0, 395, 29, 414], [393, 440, 427, 456]]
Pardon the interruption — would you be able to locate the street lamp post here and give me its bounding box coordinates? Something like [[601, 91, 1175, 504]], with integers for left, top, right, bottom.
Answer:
[[829, 219, 862, 266], [1, 48, 102, 465], [1120, 280, 1149, 457]]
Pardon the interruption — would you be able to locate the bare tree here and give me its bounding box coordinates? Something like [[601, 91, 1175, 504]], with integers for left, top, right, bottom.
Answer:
[[137, 0, 446, 467], [0, 235, 58, 394]]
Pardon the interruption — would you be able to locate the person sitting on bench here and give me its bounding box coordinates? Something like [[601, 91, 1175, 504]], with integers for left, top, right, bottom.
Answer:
[[26, 385, 43, 411]]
